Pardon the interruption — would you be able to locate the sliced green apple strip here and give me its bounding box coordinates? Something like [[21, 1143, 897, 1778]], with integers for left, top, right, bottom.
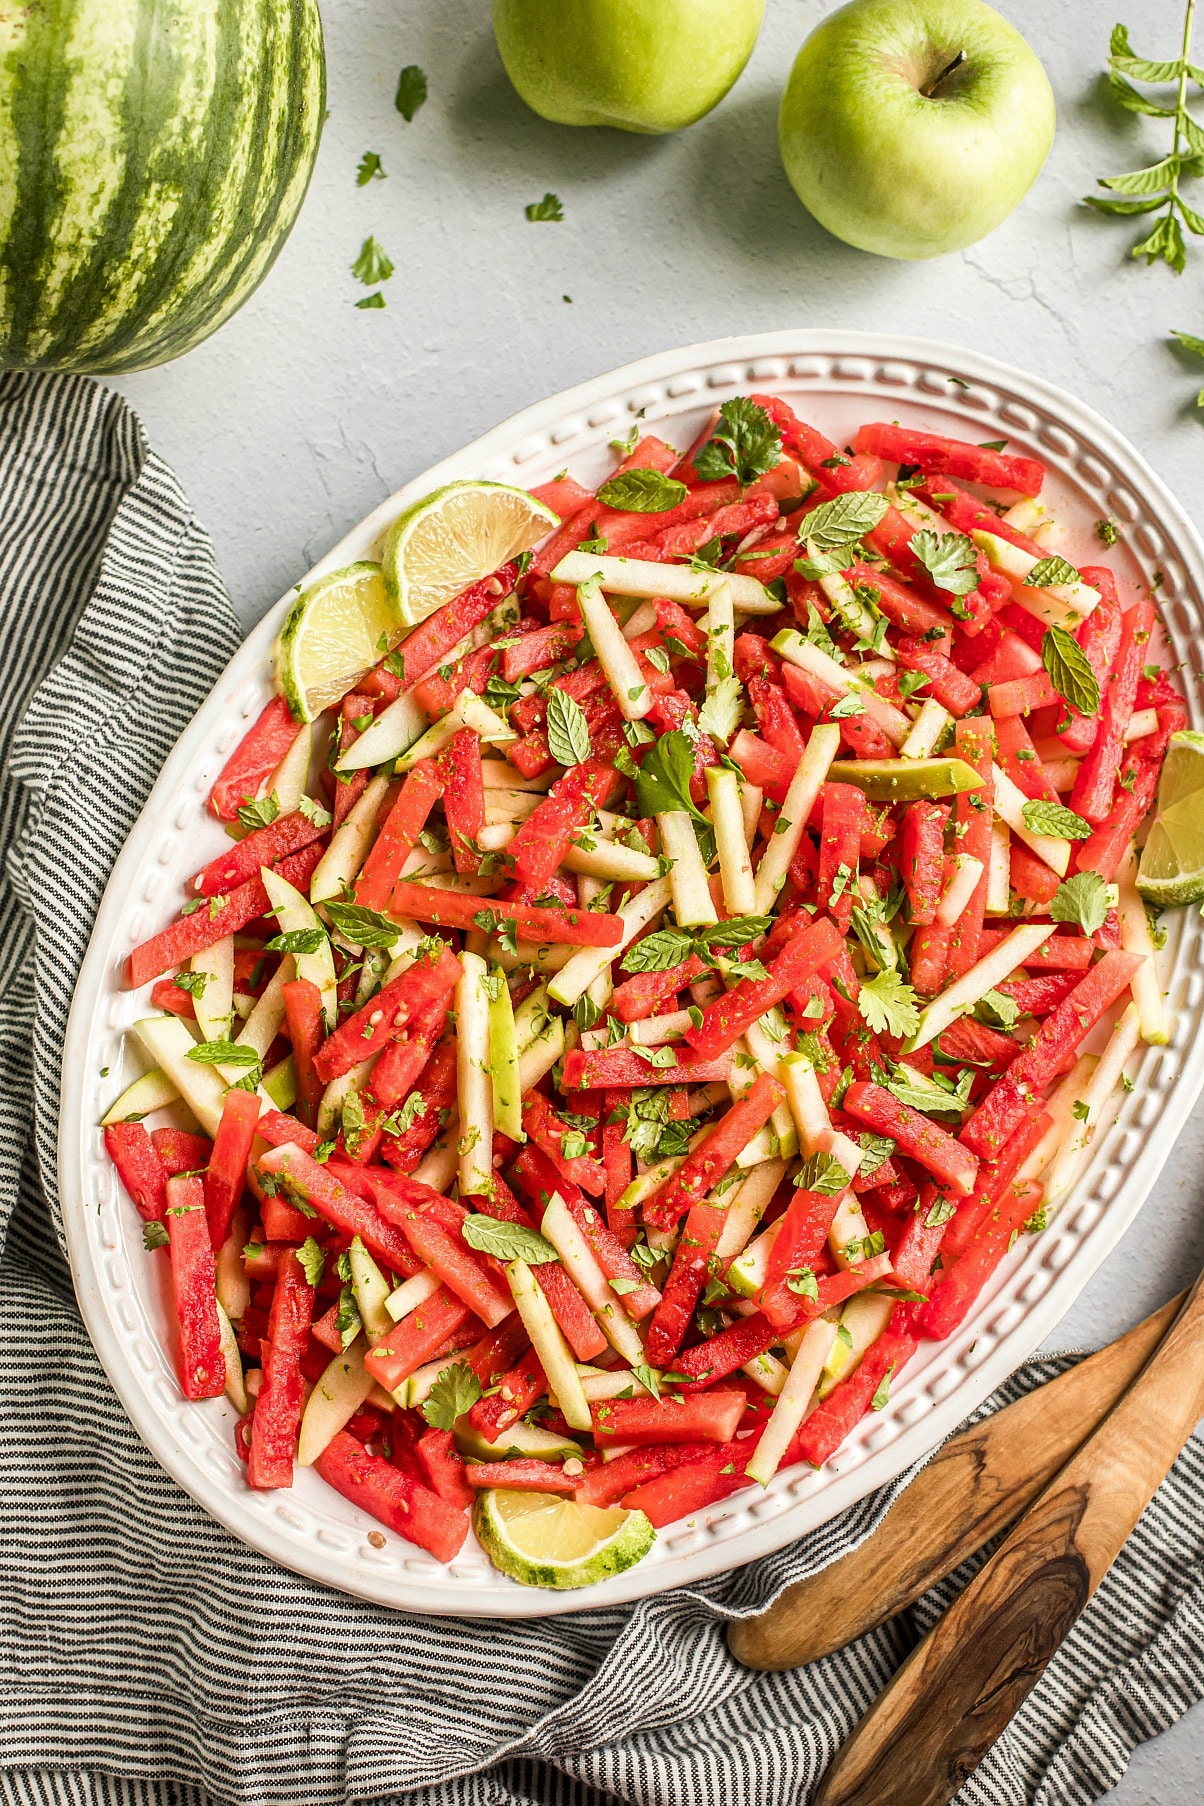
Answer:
[[971, 530, 1101, 630], [335, 691, 428, 773], [659, 810, 717, 926], [456, 951, 494, 1198], [131, 1015, 227, 1137], [562, 836, 662, 883], [101, 1066, 181, 1125], [576, 575, 653, 721], [506, 1257, 593, 1432], [310, 774, 392, 904], [1043, 1004, 1141, 1219], [298, 1341, 375, 1466], [744, 1317, 840, 1487], [260, 865, 338, 1023], [770, 630, 911, 745], [551, 550, 780, 613], [267, 722, 313, 816], [752, 722, 842, 913], [541, 1193, 645, 1365], [549, 876, 672, 1008], [817, 1293, 894, 1401], [904, 921, 1055, 1052], [707, 765, 757, 915], [489, 969, 523, 1140], [900, 698, 952, 761], [990, 764, 1070, 876], [1117, 845, 1167, 1044], [827, 756, 981, 803]]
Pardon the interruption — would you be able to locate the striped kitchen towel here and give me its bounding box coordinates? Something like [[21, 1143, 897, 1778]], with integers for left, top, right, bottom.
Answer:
[[1, 369, 1202, 1806]]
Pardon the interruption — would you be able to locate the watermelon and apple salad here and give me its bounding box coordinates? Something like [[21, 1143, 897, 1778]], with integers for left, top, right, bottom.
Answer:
[[103, 392, 1188, 1589]]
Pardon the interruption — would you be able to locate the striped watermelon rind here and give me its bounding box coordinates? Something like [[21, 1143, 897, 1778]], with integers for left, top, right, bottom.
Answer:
[[0, 0, 325, 375]]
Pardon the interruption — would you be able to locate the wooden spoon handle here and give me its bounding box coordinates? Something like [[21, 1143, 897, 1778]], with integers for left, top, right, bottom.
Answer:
[[728, 1295, 1182, 1672], [813, 1276, 1204, 1806]]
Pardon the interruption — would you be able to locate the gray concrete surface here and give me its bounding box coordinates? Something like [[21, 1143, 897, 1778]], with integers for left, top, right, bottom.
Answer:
[[112, 0, 1204, 1794]]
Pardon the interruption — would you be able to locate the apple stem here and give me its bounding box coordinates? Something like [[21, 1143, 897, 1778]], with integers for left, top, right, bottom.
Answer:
[[921, 50, 967, 99]]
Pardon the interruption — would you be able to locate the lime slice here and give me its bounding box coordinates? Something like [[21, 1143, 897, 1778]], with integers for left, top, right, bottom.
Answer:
[[276, 562, 394, 723], [383, 481, 559, 630], [1137, 730, 1204, 907], [473, 1488, 654, 1590]]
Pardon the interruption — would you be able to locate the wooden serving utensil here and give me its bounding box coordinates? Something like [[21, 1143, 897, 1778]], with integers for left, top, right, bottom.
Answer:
[[810, 1275, 1204, 1806], [729, 1293, 1183, 1672]]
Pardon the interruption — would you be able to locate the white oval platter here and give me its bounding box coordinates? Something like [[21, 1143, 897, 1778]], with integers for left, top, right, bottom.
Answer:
[[60, 330, 1204, 1618]]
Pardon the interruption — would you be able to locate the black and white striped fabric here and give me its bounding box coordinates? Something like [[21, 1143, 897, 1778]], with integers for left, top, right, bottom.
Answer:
[[1, 369, 1202, 1806]]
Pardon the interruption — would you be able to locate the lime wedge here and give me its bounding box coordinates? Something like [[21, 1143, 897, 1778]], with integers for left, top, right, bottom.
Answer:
[[828, 757, 984, 802], [382, 481, 558, 630], [473, 1488, 654, 1590], [1137, 730, 1204, 907], [276, 561, 394, 723]]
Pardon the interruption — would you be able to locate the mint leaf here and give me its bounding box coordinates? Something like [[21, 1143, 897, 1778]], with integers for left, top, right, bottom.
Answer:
[[186, 1041, 259, 1067], [797, 490, 889, 551], [545, 689, 591, 767], [596, 469, 687, 513], [634, 729, 715, 863], [794, 1150, 851, 1196], [421, 1360, 483, 1430], [237, 792, 279, 832], [1050, 872, 1111, 935], [1042, 625, 1101, 717], [785, 1266, 819, 1301], [323, 900, 405, 950], [620, 927, 697, 973], [266, 928, 328, 955], [629, 1043, 679, 1068], [462, 1214, 559, 1265], [173, 969, 209, 998], [871, 1362, 897, 1411], [1022, 799, 1093, 840], [356, 151, 386, 185], [395, 64, 427, 121], [526, 192, 563, 222], [856, 1131, 896, 1178], [910, 529, 979, 596], [692, 398, 782, 490], [356, 292, 386, 311], [1027, 554, 1080, 589], [702, 914, 772, 950]]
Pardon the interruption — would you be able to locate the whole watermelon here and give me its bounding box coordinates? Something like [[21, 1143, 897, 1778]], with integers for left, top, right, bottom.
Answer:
[[0, 0, 325, 373]]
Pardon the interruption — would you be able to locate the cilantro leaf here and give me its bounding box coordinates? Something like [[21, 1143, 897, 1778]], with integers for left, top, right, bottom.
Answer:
[[1027, 554, 1080, 589], [336, 1283, 362, 1349], [976, 987, 1020, 1030], [298, 795, 333, 827], [910, 529, 980, 596], [356, 292, 386, 311], [1050, 872, 1112, 935], [462, 1214, 559, 1265], [693, 398, 782, 490], [1042, 625, 1101, 717], [421, 1360, 483, 1430], [297, 1236, 325, 1288], [526, 192, 564, 222], [785, 1266, 819, 1301], [595, 469, 687, 513], [356, 151, 386, 185], [1022, 799, 1093, 840], [697, 674, 744, 744], [545, 689, 591, 767], [352, 236, 394, 285], [797, 490, 889, 551], [395, 64, 428, 121], [633, 729, 715, 862], [172, 969, 209, 998], [142, 1221, 170, 1251], [857, 970, 921, 1039]]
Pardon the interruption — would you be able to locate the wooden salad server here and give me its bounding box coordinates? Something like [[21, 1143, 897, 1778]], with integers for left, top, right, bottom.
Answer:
[[729, 1293, 1182, 1672], [809, 1275, 1204, 1806]]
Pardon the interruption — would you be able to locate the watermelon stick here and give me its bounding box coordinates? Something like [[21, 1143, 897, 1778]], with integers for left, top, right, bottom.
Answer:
[[752, 723, 842, 912], [903, 922, 1055, 1052], [388, 881, 622, 950], [744, 1318, 839, 1486]]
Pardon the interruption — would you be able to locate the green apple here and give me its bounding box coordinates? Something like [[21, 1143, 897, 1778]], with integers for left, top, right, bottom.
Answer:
[[492, 0, 765, 135], [778, 0, 1056, 260]]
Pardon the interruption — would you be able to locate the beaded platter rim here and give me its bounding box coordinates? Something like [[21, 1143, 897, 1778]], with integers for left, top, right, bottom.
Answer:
[[59, 329, 1204, 1618]]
